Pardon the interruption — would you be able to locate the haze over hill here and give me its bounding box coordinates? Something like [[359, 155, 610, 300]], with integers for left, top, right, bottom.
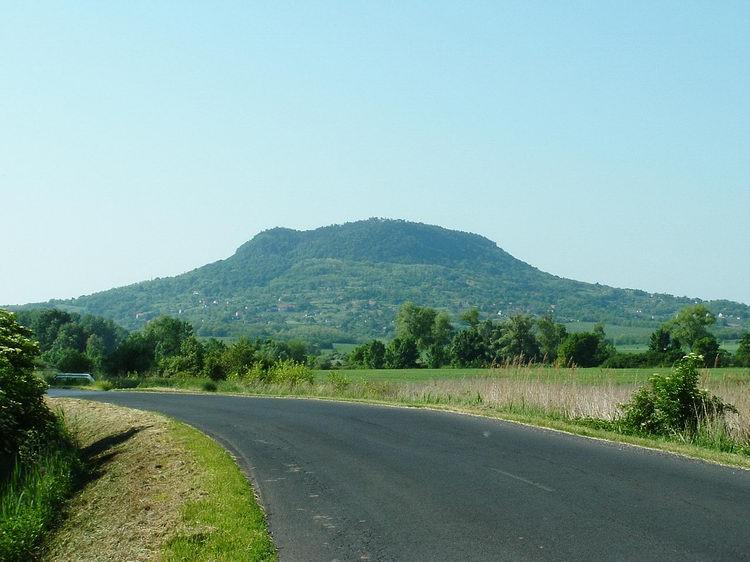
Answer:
[[24, 219, 750, 344]]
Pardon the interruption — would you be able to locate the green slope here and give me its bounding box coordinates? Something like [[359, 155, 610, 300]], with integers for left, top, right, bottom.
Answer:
[[34, 219, 750, 344]]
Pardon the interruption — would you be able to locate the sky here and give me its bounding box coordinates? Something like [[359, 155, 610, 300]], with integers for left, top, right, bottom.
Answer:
[[2, 2, 749, 306]]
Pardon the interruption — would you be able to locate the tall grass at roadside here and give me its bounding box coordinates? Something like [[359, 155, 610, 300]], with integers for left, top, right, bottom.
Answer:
[[0, 418, 81, 561]]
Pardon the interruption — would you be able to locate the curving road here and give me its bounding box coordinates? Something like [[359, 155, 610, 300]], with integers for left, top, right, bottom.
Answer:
[[50, 390, 750, 561]]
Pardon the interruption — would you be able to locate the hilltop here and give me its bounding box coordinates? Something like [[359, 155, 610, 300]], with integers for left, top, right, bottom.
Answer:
[[32, 219, 750, 344]]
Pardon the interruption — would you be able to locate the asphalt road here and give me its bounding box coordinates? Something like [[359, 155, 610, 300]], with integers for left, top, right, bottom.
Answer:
[[50, 390, 750, 561]]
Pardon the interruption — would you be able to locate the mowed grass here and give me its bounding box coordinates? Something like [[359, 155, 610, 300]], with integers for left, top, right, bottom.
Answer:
[[312, 366, 750, 385], [46, 399, 275, 562], [163, 422, 276, 561]]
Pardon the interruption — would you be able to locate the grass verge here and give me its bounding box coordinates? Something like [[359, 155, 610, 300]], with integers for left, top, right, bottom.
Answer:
[[46, 399, 275, 562], [0, 420, 81, 562], [163, 423, 275, 561]]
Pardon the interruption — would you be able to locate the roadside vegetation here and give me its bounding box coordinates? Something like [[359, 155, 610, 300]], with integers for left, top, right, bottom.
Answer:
[[0, 310, 82, 561], [44, 399, 275, 562], [9, 303, 750, 469]]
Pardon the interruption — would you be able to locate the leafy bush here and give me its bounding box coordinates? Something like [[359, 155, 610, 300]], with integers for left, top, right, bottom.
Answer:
[[0, 310, 54, 478], [96, 380, 114, 391], [620, 353, 737, 436], [325, 371, 351, 391], [201, 381, 218, 392], [266, 360, 313, 386]]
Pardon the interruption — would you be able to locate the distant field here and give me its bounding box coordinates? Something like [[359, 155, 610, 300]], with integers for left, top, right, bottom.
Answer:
[[564, 322, 654, 343], [313, 366, 750, 385], [331, 342, 358, 354], [615, 341, 740, 354]]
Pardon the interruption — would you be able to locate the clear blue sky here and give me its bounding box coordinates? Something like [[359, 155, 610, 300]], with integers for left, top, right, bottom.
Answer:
[[2, 2, 748, 306]]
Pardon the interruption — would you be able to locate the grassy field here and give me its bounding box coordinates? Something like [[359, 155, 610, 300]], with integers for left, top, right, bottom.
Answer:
[[564, 322, 655, 344], [312, 366, 750, 385]]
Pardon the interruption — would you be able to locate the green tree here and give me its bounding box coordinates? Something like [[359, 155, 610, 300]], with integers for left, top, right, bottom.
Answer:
[[144, 316, 194, 363], [536, 315, 567, 363], [449, 329, 488, 367], [667, 305, 716, 351], [692, 335, 720, 367], [202, 338, 228, 380], [736, 332, 750, 367], [648, 327, 681, 355], [460, 308, 480, 329], [111, 332, 155, 374], [223, 337, 257, 376], [396, 302, 437, 350], [162, 336, 205, 375], [496, 314, 539, 362], [85, 334, 107, 374], [557, 332, 603, 367], [348, 340, 386, 369], [385, 337, 419, 369], [364, 340, 386, 369], [427, 313, 454, 368]]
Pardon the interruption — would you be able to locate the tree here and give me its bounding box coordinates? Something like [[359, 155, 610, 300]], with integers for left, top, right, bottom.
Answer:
[[449, 329, 488, 367], [144, 316, 194, 363], [496, 314, 539, 362], [85, 334, 107, 374], [364, 340, 386, 369], [202, 338, 228, 380], [536, 315, 567, 363], [348, 340, 386, 369], [667, 305, 716, 351], [427, 313, 454, 368], [111, 332, 155, 374], [385, 337, 419, 369], [460, 308, 480, 329], [162, 336, 205, 375], [557, 332, 603, 367], [223, 337, 257, 375], [648, 327, 681, 355], [692, 335, 720, 367], [736, 332, 750, 367], [396, 303, 437, 350]]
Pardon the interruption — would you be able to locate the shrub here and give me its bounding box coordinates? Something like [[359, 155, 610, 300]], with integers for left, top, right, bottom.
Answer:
[[325, 371, 351, 392], [201, 381, 218, 392], [620, 353, 737, 436], [0, 310, 54, 478], [266, 360, 313, 386], [96, 380, 114, 391]]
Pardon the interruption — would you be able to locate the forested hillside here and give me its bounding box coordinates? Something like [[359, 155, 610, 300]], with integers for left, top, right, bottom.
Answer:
[[22, 219, 750, 345]]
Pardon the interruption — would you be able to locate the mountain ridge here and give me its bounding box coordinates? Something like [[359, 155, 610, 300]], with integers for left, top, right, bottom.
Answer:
[[19, 218, 750, 344]]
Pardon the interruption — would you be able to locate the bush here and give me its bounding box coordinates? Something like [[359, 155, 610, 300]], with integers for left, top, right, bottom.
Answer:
[[266, 360, 313, 386], [0, 310, 54, 478], [96, 380, 114, 391], [620, 353, 737, 436], [201, 381, 218, 392], [325, 371, 351, 392]]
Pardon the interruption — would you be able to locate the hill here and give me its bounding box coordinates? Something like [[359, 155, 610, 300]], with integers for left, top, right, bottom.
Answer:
[[29, 219, 750, 344]]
